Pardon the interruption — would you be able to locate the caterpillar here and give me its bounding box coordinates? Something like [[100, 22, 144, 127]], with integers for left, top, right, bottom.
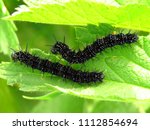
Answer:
[[11, 50, 104, 83], [51, 33, 138, 64]]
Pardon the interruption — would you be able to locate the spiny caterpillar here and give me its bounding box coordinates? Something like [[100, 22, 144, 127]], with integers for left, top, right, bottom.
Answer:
[[11, 51, 104, 83], [51, 33, 138, 64]]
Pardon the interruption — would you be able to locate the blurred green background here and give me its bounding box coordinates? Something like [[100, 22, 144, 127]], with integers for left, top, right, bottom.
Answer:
[[0, 0, 149, 113]]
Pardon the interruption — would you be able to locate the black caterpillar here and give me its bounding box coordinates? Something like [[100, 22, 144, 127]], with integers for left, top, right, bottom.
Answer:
[[51, 33, 138, 64], [11, 51, 104, 83]]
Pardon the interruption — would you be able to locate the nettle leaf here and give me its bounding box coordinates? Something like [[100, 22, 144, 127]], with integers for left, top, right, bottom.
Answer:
[[0, 0, 19, 55], [23, 0, 119, 6], [1, 33, 150, 102], [115, 0, 150, 6], [5, 0, 150, 32]]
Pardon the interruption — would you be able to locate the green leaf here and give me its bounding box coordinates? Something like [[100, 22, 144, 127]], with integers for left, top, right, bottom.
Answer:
[[0, 61, 53, 92], [46, 81, 150, 102], [115, 0, 150, 6], [0, 0, 19, 55], [6, 1, 150, 32]]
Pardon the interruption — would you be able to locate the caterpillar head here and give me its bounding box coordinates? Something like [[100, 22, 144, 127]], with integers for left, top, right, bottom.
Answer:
[[51, 41, 64, 54], [11, 51, 26, 62], [11, 52, 19, 61]]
